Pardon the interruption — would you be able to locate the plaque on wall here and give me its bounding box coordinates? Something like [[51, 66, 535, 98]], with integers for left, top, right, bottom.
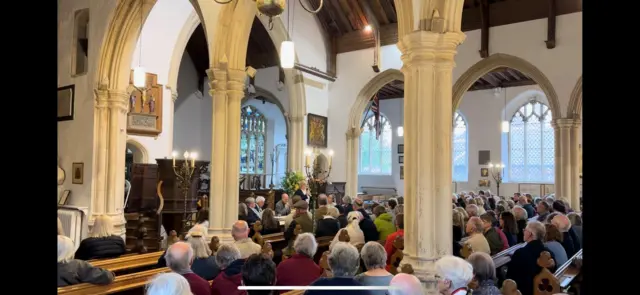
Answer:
[[127, 71, 164, 136]]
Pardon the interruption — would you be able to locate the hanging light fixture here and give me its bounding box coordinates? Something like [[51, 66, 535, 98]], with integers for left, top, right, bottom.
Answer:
[[133, 0, 146, 88], [280, 41, 295, 69], [501, 87, 509, 133]]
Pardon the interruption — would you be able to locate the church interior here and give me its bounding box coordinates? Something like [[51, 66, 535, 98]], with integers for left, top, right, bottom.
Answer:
[[57, 0, 583, 294]]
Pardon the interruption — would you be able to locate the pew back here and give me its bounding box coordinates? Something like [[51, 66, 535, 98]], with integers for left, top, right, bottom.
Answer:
[[57, 267, 170, 295]]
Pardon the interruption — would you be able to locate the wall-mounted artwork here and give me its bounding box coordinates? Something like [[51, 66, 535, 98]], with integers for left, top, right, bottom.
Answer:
[[72, 162, 84, 184], [399, 155, 404, 164], [307, 113, 328, 148], [397, 144, 404, 154], [400, 166, 404, 180], [480, 168, 489, 177], [58, 85, 75, 121], [127, 71, 164, 136], [478, 179, 490, 187]]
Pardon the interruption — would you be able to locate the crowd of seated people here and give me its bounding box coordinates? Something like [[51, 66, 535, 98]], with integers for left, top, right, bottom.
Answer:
[[56, 189, 582, 295]]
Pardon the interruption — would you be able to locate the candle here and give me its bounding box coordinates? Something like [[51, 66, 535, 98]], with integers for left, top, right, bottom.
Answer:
[[191, 152, 197, 168], [184, 151, 190, 159], [328, 149, 334, 167], [305, 155, 310, 166], [172, 151, 177, 167]]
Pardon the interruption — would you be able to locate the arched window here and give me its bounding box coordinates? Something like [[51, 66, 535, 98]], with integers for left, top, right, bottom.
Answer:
[[508, 100, 554, 183], [359, 114, 392, 175], [452, 112, 468, 182], [240, 106, 266, 174]]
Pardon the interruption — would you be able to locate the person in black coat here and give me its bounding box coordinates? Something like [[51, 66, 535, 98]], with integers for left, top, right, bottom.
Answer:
[[353, 199, 379, 242], [316, 216, 341, 238], [75, 215, 126, 261], [507, 221, 556, 295], [245, 197, 261, 225], [293, 181, 309, 201]]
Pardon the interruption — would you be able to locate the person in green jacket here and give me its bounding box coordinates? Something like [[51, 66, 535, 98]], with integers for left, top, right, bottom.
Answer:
[[373, 206, 396, 241]]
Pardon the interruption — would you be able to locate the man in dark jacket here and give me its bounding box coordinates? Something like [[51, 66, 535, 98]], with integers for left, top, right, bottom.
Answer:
[[518, 196, 536, 220], [480, 213, 503, 255], [353, 198, 379, 242], [242, 254, 277, 295], [211, 243, 246, 295], [507, 221, 556, 295]]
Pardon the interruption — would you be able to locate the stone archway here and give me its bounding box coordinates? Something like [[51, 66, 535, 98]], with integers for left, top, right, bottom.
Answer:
[[126, 138, 149, 163], [344, 69, 404, 197], [566, 75, 582, 119], [452, 53, 562, 117]]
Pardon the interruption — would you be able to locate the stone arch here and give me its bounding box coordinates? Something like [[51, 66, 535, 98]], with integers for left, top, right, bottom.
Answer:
[[566, 75, 582, 118], [126, 138, 149, 163], [241, 86, 291, 138], [348, 69, 404, 129], [452, 53, 561, 118], [166, 11, 201, 94]]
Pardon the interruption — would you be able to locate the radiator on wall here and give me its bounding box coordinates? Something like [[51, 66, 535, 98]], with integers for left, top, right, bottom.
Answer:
[[58, 206, 88, 250]]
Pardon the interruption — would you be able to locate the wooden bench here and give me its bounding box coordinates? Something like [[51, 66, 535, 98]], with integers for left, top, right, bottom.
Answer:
[[57, 267, 170, 295], [553, 249, 583, 293], [90, 251, 164, 273]]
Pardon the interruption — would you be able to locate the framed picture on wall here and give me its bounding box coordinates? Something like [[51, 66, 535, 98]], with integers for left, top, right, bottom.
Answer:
[[478, 179, 490, 187], [399, 155, 404, 164], [58, 84, 75, 121], [72, 162, 84, 184], [400, 166, 404, 179], [480, 168, 489, 177], [397, 144, 404, 154], [307, 113, 328, 148]]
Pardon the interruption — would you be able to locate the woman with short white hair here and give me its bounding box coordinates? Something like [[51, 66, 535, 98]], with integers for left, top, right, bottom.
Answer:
[[146, 273, 193, 295], [275, 233, 323, 290], [74, 215, 126, 260], [330, 211, 365, 249], [435, 255, 474, 295], [354, 242, 393, 295], [186, 225, 220, 280], [58, 235, 115, 287], [306, 242, 369, 294]]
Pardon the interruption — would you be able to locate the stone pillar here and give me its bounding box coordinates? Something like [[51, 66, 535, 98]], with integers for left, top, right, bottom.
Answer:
[[345, 127, 362, 198], [224, 69, 246, 233], [287, 115, 305, 172], [206, 68, 230, 241], [553, 118, 581, 211], [397, 30, 466, 288], [93, 87, 129, 237]]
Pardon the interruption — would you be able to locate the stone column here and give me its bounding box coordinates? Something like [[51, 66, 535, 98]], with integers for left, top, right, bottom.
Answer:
[[345, 127, 362, 198], [287, 115, 305, 172], [224, 69, 246, 233], [553, 118, 581, 210], [206, 68, 230, 241], [397, 30, 466, 288], [93, 86, 129, 237]]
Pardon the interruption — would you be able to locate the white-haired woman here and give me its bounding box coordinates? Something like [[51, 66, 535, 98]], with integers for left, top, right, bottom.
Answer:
[[58, 235, 115, 287], [187, 225, 220, 280], [436, 255, 474, 295], [58, 217, 65, 236], [276, 233, 323, 292], [306, 242, 368, 295], [146, 273, 193, 295], [75, 215, 126, 260], [330, 211, 365, 250], [354, 242, 393, 295]]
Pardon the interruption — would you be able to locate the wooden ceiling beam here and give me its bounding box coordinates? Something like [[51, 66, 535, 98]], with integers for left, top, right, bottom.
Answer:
[[378, 0, 397, 23], [545, 0, 557, 49], [327, 0, 352, 35], [337, 0, 358, 30], [371, 0, 390, 25], [479, 0, 490, 58], [348, 0, 369, 29], [471, 78, 537, 91], [334, 0, 581, 54]]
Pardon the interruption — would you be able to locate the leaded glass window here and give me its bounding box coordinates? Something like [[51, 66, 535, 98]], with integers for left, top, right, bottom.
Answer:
[[452, 112, 468, 182], [240, 106, 267, 174], [508, 100, 554, 183], [359, 115, 392, 175]]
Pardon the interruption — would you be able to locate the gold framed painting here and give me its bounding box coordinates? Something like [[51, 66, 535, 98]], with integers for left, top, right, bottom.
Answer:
[[307, 113, 328, 148]]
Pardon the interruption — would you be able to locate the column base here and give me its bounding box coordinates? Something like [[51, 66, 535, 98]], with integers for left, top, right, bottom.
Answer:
[[207, 228, 234, 244], [400, 254, 439, 294]]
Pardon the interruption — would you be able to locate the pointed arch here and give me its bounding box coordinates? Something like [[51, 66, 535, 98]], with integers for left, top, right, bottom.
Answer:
[[452, 53, 561, 118], [566, 75, 582, 118], [126, 138, 149, 163], [348, 69, 404, 129]]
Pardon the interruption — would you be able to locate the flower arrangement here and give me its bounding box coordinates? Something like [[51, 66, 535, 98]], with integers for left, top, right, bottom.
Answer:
[[280, 170, 305, 196]]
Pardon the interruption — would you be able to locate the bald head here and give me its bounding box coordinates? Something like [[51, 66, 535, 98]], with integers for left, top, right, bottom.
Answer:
[[389, 273, 422, 295], [165, 242, 194, 272], [551, 214, 571, 232], [232, 220, 250, 241]]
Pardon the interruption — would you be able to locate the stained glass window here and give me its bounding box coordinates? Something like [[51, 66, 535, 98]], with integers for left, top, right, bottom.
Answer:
[[359, 115, 392, 175], [453, 112, 469, 182], [240, 106, 267, 174], [508, 100, 554, 183]]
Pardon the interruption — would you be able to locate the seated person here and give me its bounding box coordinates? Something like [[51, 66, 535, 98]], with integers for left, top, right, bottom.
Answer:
[[372, 206, 395, 241], [305, 242, 371, 295], [506, 221, 556, 295], [275, 193, 291, 216], [165, 242, 210, 295], [74, 215, 126, 260], [211, 243, 245, 295], [464, 217, 491, 255], [285, 200, 314, 241], [435, 255, 474, 295], [242, 254, 277, 295], [245, 197, 262, 225], [354, 242, 393, 295], [352, 198, 379, 242], [480, 213, 504, 255], [186, 210, 209, 238], [284, 195, 312, 229], [388, 273, 422, 295], [187, 226, 220, 280], [277, 233, 323, 292], [467, 252, 501, 295], [57, 235, 115, 287], [146, 272, 193, 295], [316, 212, 341, 238], [330, 211, 366, 250], [384, 213, 405, 271], [232, 220, 262, 259], [260, 208, 282, 235]]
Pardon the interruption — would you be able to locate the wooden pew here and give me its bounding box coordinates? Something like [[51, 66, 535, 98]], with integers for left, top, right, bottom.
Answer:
[[554, 249, 583, 291], [90, 251, 164, 273], [57, 267, 170, 295], [532, 248, 583, 295]]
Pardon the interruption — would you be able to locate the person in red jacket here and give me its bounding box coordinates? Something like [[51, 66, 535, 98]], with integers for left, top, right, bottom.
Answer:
[[384, 213, 404, 272], [276, 233, 323, 293], [211, 243, 246, 295]]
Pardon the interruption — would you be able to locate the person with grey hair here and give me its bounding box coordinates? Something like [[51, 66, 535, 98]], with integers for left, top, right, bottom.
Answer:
[[57, 235, 115, 287], [467, 252, 500, 295], [536, 200, 551, 222], [507, 221, 556, 295], [435, 255, 474, 295], [256, 196, 266, 211], [316, 194, 340, 219], [464, 217, 491, 255], [186, 225, 219, 280], [466, 204, 479, 218], [165, 242, 210, 295], [231, 220, 262, 259], [512, 205, 528, 243], [354, 242, 393, 295], [388, 273, 422, 295], [146, 272, 193, 295], [275, 193, 291, 216], [306, 242, 370, 295], [245, 197, 261, 224], [75, 215, 126, 260], [551, 214, 581, 257], [276, 233, 323, 291], [339, 195, 353, 215], [211, 243, 245, 295]]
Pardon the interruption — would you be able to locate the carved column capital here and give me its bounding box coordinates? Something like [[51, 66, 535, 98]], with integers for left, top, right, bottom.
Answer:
[[345, 127, 363, 140], [94, 88, 129, 112], [398, 31, 465, 70], [287, 115, 304, 123], [207, 68, 228, 93], [552, 118, 581, 129]]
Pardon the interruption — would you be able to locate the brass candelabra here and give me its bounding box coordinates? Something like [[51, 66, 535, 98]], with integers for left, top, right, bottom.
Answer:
[[487, 162, 504, 196], [304, 148, 333, 233], [172, 151, 198, 237]]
